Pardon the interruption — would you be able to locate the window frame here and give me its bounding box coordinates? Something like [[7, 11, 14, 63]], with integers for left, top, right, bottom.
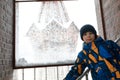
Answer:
[[13, 0, 99, 69]]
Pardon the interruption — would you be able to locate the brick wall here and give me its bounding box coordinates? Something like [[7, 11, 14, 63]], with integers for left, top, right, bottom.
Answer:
[[0, 0, 13, 80], [95, 0, 120, 40]]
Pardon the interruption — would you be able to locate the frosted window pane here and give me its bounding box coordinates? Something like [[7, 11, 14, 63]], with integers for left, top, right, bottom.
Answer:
[[24, 69, 34, 80], [36, 68, 46, 80], [13, 69, 23, 80], [15, 0, 98, 67]]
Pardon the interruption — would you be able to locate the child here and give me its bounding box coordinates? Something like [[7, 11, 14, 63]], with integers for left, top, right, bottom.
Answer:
[[64, 24, 120, 80]]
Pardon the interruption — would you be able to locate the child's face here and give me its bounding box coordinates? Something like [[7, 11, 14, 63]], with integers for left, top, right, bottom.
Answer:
[[83, 32, 95, 43]]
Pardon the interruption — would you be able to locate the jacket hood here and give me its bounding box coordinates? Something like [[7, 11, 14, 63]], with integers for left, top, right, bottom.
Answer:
[[83, 36, 104, 50]]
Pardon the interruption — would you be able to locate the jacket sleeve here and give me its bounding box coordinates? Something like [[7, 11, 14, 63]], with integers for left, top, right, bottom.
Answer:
[[64, 51, 86, 80]]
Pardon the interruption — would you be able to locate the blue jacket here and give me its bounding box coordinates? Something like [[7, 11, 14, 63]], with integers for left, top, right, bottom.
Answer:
[[64, 37, 120, 80]]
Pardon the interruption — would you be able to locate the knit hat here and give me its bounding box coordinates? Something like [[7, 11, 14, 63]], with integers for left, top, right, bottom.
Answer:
[[80, 24, 97, 40]]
